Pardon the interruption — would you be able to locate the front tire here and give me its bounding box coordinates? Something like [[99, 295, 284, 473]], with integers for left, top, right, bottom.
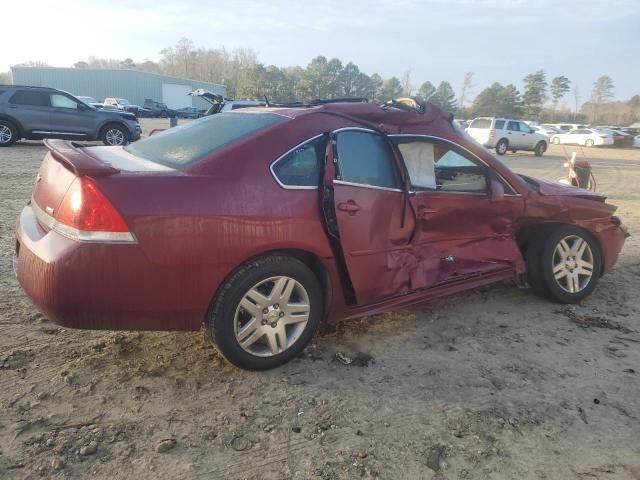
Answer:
[[206, 254, 323, 370], [495, 139, 509, 156], [585, 139, 595, 147], [534, 141, 547, 157], [100, 124, 129, 146], [0, 120, 18, 147], [527, 225, 601, 304]]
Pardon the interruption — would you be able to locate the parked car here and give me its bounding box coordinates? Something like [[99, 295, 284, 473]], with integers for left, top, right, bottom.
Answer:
[[13, 100, 627, 370], [531, 125, 560, 136], [0, 85, 141, 146], [553, 123, 589, 132], [466, 117, 548, 156], [189, 89, 263, 115], [103, 97, 142, 115], [175, 106, 205, 119], [550, 128, 614, 147], [599, 128, 634, 147], [76, 96, 104, 109], [143, 99, 177, 118]]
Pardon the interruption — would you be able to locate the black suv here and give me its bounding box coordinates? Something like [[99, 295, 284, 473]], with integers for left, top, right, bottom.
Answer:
[[143, 99, 176, 118], [0, 86, 142, 147]]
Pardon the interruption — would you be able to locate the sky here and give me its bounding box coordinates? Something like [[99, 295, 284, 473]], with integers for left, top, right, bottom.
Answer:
[[4, 0, 639, 103]]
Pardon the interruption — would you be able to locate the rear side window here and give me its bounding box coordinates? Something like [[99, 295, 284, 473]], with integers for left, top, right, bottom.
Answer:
[[272, 136, 325, 188], [9, 90, 50, 107], [494, 120, 505, 129], [125, 112, 286, 168], [470, 118, 491, 129], [507, 121, 520, 131], [336, 131, 398, 189]]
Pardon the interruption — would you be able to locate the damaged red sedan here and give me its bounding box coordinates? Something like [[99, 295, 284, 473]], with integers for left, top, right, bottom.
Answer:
[[15, 100, 628, 370]]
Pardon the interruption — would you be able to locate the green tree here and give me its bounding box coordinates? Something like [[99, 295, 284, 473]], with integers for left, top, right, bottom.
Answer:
[[340, 62, 360, 96], [418, 81, 436, 100], [378, 77, 403, 102], [368, 73, 383, 101], [590, 75, 615, 122], [591, 75, 615, 104], [522, 70, 547, 118], [550, 75, 571, 113], [629, 94, 640, 123], [496, 84, 523, 117], [430, 81, 457, 114], [470, 82, 522, 118], [300, 56, 344, 100]]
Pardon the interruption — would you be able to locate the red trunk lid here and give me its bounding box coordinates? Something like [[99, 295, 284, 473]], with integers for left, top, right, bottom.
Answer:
[[32, 140, 121, 219]]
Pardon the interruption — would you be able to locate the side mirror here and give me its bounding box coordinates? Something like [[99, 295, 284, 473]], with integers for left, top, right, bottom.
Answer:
[[490, 177, 505, 202]]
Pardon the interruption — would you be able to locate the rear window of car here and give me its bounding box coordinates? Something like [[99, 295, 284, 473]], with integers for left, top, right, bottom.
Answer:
[[469, 118, 492, 129], [124, 112, 286, 168], [9, 90, 50, 106]]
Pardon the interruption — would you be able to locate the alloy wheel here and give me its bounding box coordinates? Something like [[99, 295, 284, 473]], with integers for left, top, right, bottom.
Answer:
[[552, 235, 594, 293], [234, 276, 310, 357], [105, 128, 125, 145], [0, 125, 12, 144]]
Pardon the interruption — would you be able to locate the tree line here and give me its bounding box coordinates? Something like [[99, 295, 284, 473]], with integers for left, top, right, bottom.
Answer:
[[4, 37, 638, 125]]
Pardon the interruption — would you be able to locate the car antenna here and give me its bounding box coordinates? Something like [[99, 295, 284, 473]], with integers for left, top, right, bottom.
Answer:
[[263, 95, 271, 107]]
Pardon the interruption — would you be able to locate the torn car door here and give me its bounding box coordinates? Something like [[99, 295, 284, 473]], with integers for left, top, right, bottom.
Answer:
[[323, 128, 416, 305]]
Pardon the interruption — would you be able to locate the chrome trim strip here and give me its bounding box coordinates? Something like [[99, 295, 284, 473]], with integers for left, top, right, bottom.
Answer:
[[31, 200, 137, 244], [334, 180, 403, 193], [333, 127, 377, 134], [269, 134, 325, 190], [389, 134, 522, 196], [32, 131, 87, 136]]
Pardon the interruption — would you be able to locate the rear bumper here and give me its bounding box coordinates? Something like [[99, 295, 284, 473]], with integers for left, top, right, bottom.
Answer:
[[15, 204, 204, 331]]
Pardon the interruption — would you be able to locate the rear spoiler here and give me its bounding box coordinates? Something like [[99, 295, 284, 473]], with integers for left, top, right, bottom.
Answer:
[[44, 139, 120, 176]]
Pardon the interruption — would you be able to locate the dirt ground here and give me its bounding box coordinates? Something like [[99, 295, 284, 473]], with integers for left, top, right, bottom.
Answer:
[[1, 121, 639, 479]]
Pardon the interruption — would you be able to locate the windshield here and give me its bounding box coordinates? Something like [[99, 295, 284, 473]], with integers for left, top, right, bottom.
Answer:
[[124, 111, 286, 168], [78, 96, 98, 103]]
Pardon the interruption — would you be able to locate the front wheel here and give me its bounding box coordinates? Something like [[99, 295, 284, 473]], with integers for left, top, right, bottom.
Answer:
[[534, 141, 547, 157], [206, 255, 323, 370], [0, 120, 18, 147], [527, 225, 602, 304], [495, 139, 509, 155], [101, 124, 129, 146], [585, 139, 595, 147]]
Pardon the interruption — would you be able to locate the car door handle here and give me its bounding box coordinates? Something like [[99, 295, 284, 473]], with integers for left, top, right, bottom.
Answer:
[[337, 200, 360, 215], [417, 205, 437, 219]]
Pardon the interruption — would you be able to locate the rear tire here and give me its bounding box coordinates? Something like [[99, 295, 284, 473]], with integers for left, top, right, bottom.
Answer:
[[0, 120, 18, 147], [534, 141, 546, 157], [206, 254, 323, 370], [527, 225, 601, 304], [495, 139, 509, 155], [100, 123, 129, 146]]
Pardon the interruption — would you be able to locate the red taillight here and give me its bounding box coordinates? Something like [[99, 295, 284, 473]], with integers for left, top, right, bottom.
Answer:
[[489, 129, 496, 137], [56, 177, 129, 232]]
